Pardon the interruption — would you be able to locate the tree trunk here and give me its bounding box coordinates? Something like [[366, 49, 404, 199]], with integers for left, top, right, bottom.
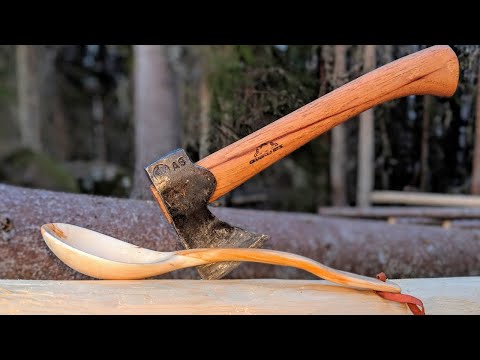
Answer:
[[130, 45, 181, 199], [330, 45, 348, 206], [471, 66, 480, 194], [16, 45, 43, 152], [51, 72, 70, 161], [198, 70, 211, 159], [377, 45, 394, 190], [356, 45, 376, 207], [420, 95, 432, 191], [1, 183, 479, 280], [92, 94, 106, 162]]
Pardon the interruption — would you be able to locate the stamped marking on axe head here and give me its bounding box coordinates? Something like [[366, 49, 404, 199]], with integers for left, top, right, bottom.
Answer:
[[145, 149, 268, 280]]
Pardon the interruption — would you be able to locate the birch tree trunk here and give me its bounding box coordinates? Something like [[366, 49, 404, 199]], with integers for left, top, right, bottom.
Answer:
[[356, 45, 376, 207], [130, 45, 181, 199], [330, 45, 348, 206], [16, 45, 43, 152]]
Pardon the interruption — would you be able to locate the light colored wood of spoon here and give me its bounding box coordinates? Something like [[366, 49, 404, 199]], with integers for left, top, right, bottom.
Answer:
[[41, 223, 400, 293]]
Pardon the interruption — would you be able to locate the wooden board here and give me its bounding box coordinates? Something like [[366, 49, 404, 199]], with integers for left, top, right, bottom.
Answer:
[[370, 191, 480, 207], [0, 277, 478, 315]]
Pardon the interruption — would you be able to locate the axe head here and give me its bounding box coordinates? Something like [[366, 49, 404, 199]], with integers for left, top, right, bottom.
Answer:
[[145, 149, 268, 280]]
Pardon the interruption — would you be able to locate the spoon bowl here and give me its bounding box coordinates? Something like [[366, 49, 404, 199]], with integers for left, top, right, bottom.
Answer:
[[41, 223, 191, 280]]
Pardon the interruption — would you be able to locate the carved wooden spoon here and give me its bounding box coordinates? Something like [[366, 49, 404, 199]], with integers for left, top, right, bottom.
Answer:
[[41, 223, 400, 293]]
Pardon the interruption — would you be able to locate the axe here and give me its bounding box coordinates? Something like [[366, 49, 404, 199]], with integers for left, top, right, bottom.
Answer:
[[145, 45, 459, 280]]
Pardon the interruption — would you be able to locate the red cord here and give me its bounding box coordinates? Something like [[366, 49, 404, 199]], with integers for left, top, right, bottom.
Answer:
[[375, 272, 425, 315]]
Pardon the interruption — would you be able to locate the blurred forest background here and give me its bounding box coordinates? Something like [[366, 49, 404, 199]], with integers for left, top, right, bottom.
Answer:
[[1, 45, 480, 213]]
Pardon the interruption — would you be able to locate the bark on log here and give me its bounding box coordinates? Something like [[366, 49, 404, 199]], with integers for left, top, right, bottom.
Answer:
[[448, 219, 480, 230], [1, 183, 479, 280], [318, 206, 480, 219]]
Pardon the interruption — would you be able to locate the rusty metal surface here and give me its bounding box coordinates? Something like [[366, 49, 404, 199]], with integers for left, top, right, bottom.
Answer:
[[145, 149, 267, 279], [1, 183, 479, 280]]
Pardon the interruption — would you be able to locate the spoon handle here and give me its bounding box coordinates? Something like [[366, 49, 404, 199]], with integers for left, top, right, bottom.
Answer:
[[175, 248, 401, 293]]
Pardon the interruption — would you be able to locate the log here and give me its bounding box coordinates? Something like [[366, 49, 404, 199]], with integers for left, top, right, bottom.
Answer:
[[384, 217, 480, 230], [318, 206, 480, 219], [0, 277, 478, 314], [448, 219, 480, 230], [1, 183, 480, 280], [371, 190, 480, 207]]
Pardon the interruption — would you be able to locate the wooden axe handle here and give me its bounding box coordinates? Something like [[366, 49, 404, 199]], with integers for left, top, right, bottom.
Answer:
[[197, 45, 459, 202]]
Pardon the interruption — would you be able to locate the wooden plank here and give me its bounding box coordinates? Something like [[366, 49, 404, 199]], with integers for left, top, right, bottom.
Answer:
[[370, 191, 480, 207], [0, 277, 478, 315]]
